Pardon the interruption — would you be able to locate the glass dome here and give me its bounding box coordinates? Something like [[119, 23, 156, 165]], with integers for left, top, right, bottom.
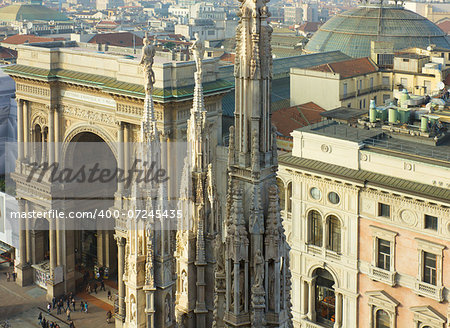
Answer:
[[305, 4, 450, 58]]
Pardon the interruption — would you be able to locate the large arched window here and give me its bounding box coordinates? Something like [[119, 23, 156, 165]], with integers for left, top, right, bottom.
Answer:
[[376, 309, 391, 328], [327, 215, 341, 253], [308, 210, 322, 247], [286, 182, 292, 213], [277, 178, 285, 211]]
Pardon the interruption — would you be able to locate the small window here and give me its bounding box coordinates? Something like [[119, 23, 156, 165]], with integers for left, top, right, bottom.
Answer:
[[310, 187, 321, 200], [424, 215, 438, 231], [377, 239, 391, 271], [376, 309, 391, 328], [370, 77, 374, 89], [328, 192, 340, 204], [343, 82, 348, 96], [423, 252, 437, 285], [382, 76, 389, 86], [327, 215, 341, 253], [378, 203, 390, 218], [374, 96, 377, 105], [308, 210, 322, 247]]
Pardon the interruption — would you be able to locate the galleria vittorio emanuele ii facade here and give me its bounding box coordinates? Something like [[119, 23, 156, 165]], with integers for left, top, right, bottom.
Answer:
[[3, 0, 293, 326]]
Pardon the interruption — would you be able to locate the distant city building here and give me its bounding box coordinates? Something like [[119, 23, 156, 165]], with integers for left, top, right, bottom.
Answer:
[[302, 3, 319, 23], [96, 0, 124, 11], [291, 48, 450, 110], [284, 6, 303, 25], [305, 2, 450, 58], [404, 1, 450, 24], [0, 0, 73, 35]]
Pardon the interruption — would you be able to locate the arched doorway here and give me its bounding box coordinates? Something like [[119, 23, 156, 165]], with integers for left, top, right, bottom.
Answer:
[[63, 132, 118, 289], [314, 268, 336, 326]]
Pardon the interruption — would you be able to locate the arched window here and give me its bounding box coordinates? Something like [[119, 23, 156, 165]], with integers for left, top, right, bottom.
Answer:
[[376, 309, 390, 328], [327, 215, 341, 253], [286, 182, 292, 213], [308, 210, 322, 247], [277, 178, 285, 211]]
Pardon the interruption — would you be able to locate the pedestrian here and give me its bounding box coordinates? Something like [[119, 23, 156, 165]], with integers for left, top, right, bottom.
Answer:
[[93, 282, 98, 294], [107, 290, 112, 301], [38, 312, 42, 325], [86, 284, 91, 294], [6, 272, 10, 282], [57, 301, 61, 315], [47, 302, 51, 312], [69, 321, 75, 328], [12, 271, 16, 281], [100, 279, 106, 291], [80, 301, 84, 312], [66, 307, 71, 321], [41, 318, 46, 328], [66, 297, 70, 310], [52, 296, 56, 309], [106, 310, 112, 324], [71, 297, 76, 311], [84, 302, 88, 313]]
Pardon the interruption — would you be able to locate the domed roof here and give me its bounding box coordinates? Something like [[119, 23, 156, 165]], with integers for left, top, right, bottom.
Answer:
[[0, 3, 69, 22], [305, 4, 450, 58]]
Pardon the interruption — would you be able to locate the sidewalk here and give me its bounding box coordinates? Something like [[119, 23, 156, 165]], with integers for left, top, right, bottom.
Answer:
[[0, 263, 115, 327]]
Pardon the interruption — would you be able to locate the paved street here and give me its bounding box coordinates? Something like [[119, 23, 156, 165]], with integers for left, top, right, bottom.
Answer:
[[0, 263, 116, 328]]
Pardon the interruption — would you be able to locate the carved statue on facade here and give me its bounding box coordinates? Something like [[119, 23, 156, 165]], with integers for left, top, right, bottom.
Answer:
[[253, 250, 264, 290], [140, 33, 156, 93], [190, 33, 205, 77]]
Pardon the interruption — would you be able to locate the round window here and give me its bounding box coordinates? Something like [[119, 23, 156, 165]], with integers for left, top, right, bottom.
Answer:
[[328, 192, 340, 204], [310, 187, 321, 200]]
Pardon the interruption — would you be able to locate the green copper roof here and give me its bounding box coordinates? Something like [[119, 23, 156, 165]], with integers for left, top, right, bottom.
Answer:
[[3, 64, 233, 101], [305, 5, 450, 58], [0, 4, 69, 22], [279, 153, 450, 202]]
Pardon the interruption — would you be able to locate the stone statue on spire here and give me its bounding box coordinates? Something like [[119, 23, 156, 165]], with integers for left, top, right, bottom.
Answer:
[[190, 33, 205, 78], [140, 32, 156, 94]]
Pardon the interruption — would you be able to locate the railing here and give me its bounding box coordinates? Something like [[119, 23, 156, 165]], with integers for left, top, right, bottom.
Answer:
[[340, 85, 392, 101], [363, 137, 450, 162], [368, 265, 396, 287], [303, 320, 327, 328], [414, 280, 444, 302], [307, 244, 322, 256], [325, 250, 341, 261]]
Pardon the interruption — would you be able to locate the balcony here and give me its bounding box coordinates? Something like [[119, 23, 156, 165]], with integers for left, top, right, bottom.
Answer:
[[368, 265, 396, 287], [340, 85, 392, 101], [414, 280, 444, 302]]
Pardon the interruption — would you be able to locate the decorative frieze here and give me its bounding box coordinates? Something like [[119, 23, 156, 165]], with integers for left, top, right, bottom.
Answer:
[[117, 103, 143, 117], [17, 83, 50, 97], [61, 104, 115, 125]]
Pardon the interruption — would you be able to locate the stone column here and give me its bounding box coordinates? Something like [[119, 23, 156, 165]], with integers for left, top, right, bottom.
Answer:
[[115, 235, 125, 325], [25, 201, 32, 264], [48, 107, 54, 164], [16, 199, 33, 286], [124, 123, 130, 175], [301, 279, 308, 318], [49, 218, 57, 278], [54, 109, 60, 163], [41, 129, 47, 164], [307, 277, 316, 321], [56, 219, 64, 267], [17, 99, 23, 161], [335, 292, 342, 328], [18, 199, 26, 265], [117, 123, 124, 193], [23, 101, 29, 159]]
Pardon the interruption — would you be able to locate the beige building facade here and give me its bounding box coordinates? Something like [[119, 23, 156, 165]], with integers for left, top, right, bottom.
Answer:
[[278, 114, 450, 328], [5, 41, 232, 327]]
